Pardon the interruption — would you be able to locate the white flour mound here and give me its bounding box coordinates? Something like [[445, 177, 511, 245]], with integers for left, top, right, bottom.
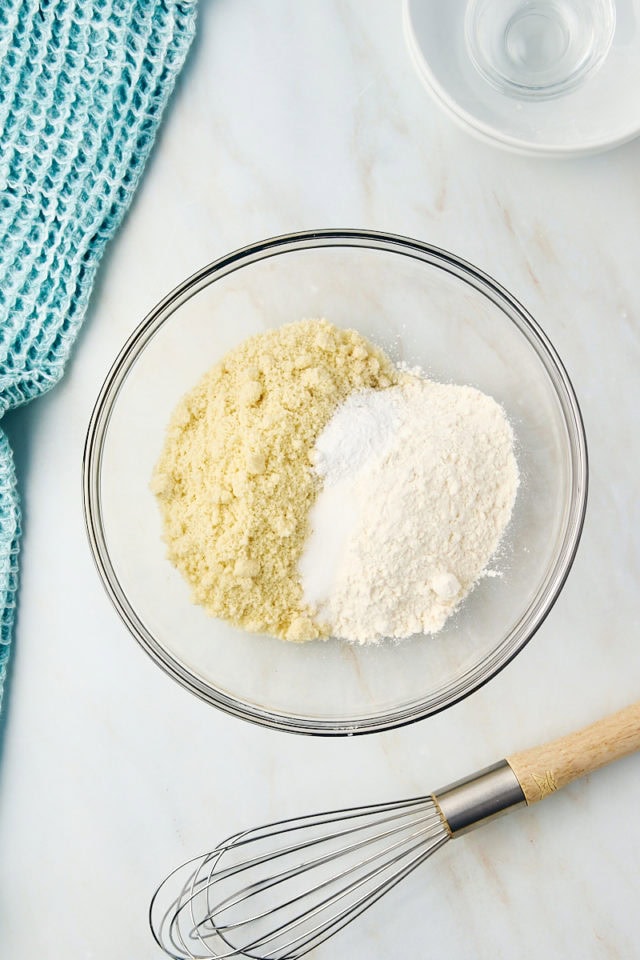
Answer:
[[299, 376, 519, 643]]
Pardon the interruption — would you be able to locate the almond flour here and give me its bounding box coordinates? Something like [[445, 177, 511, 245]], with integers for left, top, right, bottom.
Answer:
[[151, 319, 399, 641]]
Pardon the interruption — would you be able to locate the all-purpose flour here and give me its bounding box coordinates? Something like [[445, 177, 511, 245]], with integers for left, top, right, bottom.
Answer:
[[300, 376, 519, 643]]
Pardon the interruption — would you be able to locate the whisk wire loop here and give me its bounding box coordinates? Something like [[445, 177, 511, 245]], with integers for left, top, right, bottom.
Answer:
[[151, 797, 449, 960], [238, 829, 450, 960], [200, 807, 444, 925]]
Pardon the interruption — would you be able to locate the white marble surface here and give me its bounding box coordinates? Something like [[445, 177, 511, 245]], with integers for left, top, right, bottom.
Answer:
[[1, 1, 639, 957]]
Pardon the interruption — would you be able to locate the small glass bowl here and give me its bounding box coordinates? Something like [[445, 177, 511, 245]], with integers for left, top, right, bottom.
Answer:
[[404, 0, 640, 157], [83, 230, 587, 735]]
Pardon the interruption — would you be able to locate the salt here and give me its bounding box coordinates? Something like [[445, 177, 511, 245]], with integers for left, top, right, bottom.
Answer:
[[299, 390, 400, 611]]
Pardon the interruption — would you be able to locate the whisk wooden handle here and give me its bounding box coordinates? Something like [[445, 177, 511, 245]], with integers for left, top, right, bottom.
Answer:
[[507, 700, 640, 804]]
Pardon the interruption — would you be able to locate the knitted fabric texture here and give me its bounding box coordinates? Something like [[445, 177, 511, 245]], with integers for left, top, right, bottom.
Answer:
[[0, 0, 197, 713]]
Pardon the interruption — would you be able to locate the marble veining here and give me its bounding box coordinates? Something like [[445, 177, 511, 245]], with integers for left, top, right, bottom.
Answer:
[[0, 1, 638, 958]]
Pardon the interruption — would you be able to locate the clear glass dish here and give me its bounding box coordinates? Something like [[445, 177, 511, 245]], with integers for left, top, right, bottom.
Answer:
[[404, 0, 640, 157], [83, 230, 588, 735]]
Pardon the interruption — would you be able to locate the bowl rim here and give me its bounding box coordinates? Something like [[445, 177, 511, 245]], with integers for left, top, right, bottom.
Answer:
[[82, 228, 588, 736]]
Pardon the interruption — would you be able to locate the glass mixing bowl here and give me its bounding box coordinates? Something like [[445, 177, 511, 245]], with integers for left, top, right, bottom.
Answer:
[[83, 230, 587, 735]]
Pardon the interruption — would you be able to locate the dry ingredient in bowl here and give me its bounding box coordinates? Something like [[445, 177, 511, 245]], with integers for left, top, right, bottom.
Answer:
[[151, 319, 398, 641], [299, 380, 519, 642], [153, 318, 519, 644]]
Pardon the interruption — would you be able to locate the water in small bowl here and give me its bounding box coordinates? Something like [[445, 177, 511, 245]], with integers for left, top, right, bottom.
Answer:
[[465, 0, 616, 99]]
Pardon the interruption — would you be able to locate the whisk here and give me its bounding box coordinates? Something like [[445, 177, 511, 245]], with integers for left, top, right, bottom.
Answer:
[[150, 701, 640, 960]]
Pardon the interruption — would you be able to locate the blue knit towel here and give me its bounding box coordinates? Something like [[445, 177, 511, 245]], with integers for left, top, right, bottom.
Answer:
[[0, 0, 197, 715]]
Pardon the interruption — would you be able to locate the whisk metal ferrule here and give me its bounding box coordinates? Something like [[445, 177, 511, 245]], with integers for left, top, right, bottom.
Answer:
[[432, 760, 526, 837]]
